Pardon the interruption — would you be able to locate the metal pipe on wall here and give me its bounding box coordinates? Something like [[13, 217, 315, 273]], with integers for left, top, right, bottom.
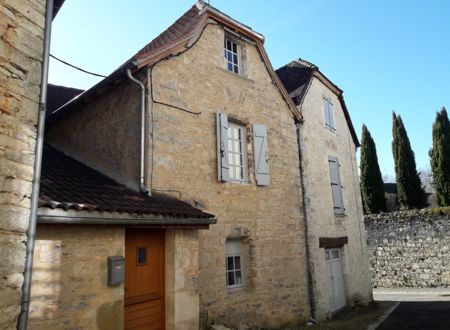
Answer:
[[17, 0, 54, 328], [126, 68, 150, 195], [296, 123, 317, 322]]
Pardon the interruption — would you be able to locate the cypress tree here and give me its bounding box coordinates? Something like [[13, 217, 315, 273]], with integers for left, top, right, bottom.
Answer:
[[430, 107, 450, 206], [360, 124, 386, 213], [392, 113, 427, 208]]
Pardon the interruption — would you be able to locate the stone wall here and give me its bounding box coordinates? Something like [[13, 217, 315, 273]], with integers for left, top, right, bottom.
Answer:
[[149, 23, 309, 328], [46, 76, 141, 190], [0, 0, 45, 328], [29, 225, 125, 329], [365, 209, 450, 288], [298, 77, 372, 320], [42, 20, 310, 330]]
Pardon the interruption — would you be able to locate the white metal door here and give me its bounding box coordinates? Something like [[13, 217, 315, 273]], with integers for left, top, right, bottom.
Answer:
[[326, 248, 346, 312]]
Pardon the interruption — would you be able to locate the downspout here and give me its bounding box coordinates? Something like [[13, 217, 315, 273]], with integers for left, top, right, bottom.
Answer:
[[296, 123, 316, 322], [17, 0, 54, 328], [126, 68, 150, 195]]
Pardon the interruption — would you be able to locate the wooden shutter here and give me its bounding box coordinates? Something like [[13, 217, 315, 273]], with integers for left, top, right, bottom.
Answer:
[[324, 98, 330, 127], [252, 124, 270, 186], [328, 156, 344, 213], [324, 98, 335, 129], [217, 113, 230, 181], [328, 101, 335, 129]]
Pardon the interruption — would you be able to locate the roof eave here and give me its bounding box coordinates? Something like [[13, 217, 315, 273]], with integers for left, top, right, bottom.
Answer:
[[38, 213, 217, 229]]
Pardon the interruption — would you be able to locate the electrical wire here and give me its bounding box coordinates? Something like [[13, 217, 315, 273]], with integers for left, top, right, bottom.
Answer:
[[50, 54, 107, 78]]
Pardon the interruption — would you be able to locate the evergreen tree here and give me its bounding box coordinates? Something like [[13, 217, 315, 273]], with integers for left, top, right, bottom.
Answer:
[[360, 124, 386, 213], [392, 113, 427, 208], [430, 107, 450, 206]]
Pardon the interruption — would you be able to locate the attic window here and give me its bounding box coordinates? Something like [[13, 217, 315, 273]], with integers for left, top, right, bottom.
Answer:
[[224, 38, 239, 74]]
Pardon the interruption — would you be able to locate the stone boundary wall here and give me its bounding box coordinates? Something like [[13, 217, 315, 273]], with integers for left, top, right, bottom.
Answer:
[[365, 209, 450, 288]]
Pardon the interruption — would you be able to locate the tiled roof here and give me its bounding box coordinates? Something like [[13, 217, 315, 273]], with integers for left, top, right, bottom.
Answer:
[[39, 144, 214, 219], [276, 59, 360, 146], [275, 60, 316, 105], [46, 84, 83, 116], [133, 3, 204, 62]]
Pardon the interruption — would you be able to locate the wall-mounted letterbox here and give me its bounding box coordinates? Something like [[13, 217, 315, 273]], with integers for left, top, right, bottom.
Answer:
[[107, 256, 125, 286]]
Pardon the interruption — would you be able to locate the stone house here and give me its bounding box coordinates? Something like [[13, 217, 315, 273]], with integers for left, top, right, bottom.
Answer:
[[30, 1, 311, 329], [1, 1, 374, 329], [276, 59, 373, 320], [0, 0, 64, 328]]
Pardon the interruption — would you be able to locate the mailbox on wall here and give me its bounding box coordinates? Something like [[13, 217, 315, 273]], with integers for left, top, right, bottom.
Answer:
[[107, 256, 125, 286]]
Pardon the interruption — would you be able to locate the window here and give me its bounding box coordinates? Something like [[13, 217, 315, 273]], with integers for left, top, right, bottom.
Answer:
[[224, 38, 239, 74], [216, 113, 269, 185], [225, 239, 244, 288], [228, 123, 247, 181], [328, 156, 344, 214], [324, 98, 335, 131]]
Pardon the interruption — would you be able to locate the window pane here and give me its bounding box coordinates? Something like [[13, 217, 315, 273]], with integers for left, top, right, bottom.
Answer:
[[228, 62, 233, 71], [137, 247, 147, 265], [232, 42, 237, 53], [227, 256, 234, 270], [234, 65, 239, 73], [227, 271, 235, 286], [234, 256, 241, 270], [332, 250, 340, 259], [233, 54, 238, 64], [227, 51, 233, 62], [235, 270, 242, 284], [228, 139, 233, 152], [226, 40, 231, 50]]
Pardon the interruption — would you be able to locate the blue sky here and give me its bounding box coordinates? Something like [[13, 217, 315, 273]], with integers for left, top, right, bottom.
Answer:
[[49, 1, 450, 178]]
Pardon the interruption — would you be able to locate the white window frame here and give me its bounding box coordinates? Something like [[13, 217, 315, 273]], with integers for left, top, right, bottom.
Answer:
[[324, 97, 335, 131], [227, 122, 248, 182], [225, 239, 244, 289], [224, 38, 240, 74]]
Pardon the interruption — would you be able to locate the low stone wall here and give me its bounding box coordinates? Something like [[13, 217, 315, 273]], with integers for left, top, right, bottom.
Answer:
[[365, 209, 450, 288]]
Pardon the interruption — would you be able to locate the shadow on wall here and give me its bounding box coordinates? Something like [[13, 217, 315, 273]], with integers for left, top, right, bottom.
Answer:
[[29, 225, 124, 329]]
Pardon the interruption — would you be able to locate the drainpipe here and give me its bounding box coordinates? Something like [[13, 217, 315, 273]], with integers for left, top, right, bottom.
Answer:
[[126, 68, 149, 195], [17, 0, 53, 328], [296, 123, 316, 322]]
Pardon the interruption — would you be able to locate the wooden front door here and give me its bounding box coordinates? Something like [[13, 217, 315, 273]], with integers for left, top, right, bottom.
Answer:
[[125, 229, 165, 330]]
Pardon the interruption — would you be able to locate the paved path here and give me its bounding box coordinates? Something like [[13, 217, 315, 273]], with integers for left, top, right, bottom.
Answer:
[[376, 302, 450, 330], [372, 288, 450, 330]]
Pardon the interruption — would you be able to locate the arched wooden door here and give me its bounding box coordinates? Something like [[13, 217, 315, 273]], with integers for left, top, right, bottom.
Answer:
[[125, 229, 165, 329]]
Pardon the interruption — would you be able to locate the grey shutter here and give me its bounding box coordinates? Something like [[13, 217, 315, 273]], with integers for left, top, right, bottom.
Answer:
[[217, 113, 230, 181], [328, 101, 335, 129], [324, 98, 331, 127], [328, 156, 344, 213], [252, 124, 270, 185]]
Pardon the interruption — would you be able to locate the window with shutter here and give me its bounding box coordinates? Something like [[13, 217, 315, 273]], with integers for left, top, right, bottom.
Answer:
[[217, 113, 230, 182], [324, 98, 335, 131], [252, 124, 270, 186], [328, 156, 344, 214], [217, 113, 248, 182]]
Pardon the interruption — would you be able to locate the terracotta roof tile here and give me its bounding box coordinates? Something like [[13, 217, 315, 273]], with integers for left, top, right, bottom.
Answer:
[[39, 145, 214, 219]]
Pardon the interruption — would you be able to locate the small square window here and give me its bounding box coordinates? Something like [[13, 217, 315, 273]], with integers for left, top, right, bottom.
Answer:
[[224, 38, 239, 74], [225, 239, 244, 288], [324, 98, 335, 131]]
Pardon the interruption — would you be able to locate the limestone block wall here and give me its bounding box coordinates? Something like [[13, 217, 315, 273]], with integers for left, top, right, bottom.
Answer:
[[165, 229, 201, 330], [0, 0, 45, 328], [46, 76, 142, 190], [148, 23, 309, 328], [29, 224, 125, 329], [366, 209, 450, 288], [299, 77, 372, 320]]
